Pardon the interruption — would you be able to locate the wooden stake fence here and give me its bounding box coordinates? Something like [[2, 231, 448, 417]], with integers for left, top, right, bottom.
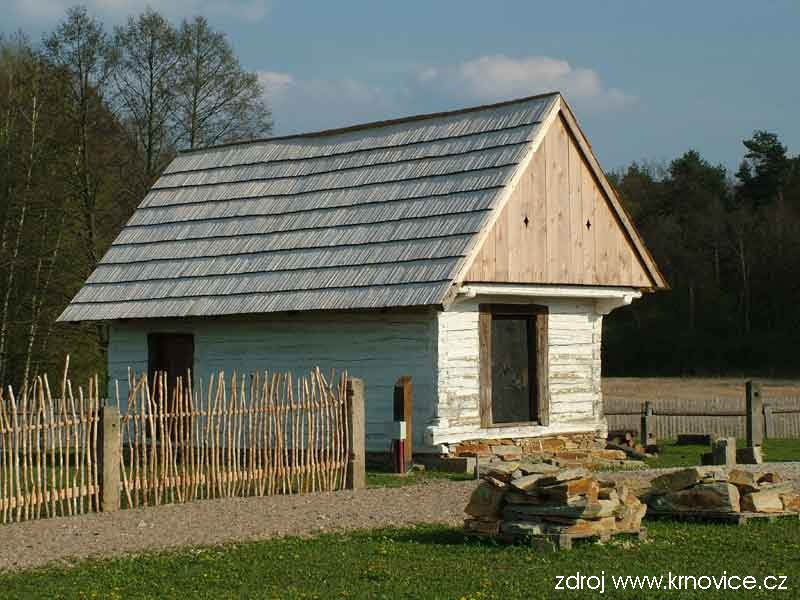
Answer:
[[0, 357, 100, 523], [0, 360, 364, 524], [118, 368, 355, 507]]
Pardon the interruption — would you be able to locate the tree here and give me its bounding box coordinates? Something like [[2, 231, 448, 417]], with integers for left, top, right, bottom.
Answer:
[[0, 34, 76, 387], [0, 7, 279, 388], [175, 16, 271, 149], [736, 131, 791, 210], [43, 5, 118, 269], [113, 9, 180, 187]]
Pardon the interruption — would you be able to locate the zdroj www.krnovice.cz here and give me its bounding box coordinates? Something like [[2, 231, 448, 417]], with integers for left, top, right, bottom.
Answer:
[[554, 571, 789, 593]]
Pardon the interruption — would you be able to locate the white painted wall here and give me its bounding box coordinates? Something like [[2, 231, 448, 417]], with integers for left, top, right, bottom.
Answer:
[[107, 293, 615, 454], [107, 311, 438, 452], [426, 295, 607, 447]]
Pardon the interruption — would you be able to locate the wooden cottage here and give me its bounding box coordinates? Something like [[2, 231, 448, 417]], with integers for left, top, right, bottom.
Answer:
[[59, 92, 665, 456]]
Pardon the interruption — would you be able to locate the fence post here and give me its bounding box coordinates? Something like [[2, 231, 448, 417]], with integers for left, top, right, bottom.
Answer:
[[345, 378, 366, 490], [640, 401, 655, 446], [746, 381, 763, 447], [393, 376, 413, 472], [763, 402, 774, 439], [99, 402, 121, 512]]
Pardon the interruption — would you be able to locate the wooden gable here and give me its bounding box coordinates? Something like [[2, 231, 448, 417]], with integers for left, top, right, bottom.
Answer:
[[464, 107, 665, 289]]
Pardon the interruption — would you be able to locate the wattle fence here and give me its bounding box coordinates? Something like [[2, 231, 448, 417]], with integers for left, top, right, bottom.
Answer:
[[0, 359, 365, 524], [120, 369, 352, 508], [0, 367, 101, 523]]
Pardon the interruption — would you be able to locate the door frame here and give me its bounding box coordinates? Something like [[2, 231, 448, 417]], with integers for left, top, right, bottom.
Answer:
[[478, 303, 549, 428]]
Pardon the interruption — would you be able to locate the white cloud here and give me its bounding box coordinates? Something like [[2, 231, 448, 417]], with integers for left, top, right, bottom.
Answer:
[[258, 71, 294, 100], [259, 70, 403, 134], [12, 0, 269, 23], [419, 54, 635, 111], [257, 55, 634, 135]]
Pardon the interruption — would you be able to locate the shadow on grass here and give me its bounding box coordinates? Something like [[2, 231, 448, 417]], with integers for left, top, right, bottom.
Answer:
[[375, 524, 505, 548]]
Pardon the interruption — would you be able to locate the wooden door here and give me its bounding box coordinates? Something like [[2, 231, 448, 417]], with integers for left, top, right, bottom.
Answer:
[[490, 316, 535, 423]]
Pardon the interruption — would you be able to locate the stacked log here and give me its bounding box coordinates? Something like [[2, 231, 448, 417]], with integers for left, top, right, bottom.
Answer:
[[647, 467, 800, 515], [464, 462, 646, 543]]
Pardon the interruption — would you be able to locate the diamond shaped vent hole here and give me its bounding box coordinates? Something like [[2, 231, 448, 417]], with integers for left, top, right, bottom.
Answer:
[[523, 215, 529, 228], [586, 219, 592, 230]]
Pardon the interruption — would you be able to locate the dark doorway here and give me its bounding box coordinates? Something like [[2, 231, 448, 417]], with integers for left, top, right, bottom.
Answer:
[[490, 315, 536, 423], [148, 333, 194, 403], [479, 304, 548, 427]]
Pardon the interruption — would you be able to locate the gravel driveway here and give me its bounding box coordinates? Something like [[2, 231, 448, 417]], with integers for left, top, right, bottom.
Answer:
[[3, 462, 800, 573], [0, 480, 475, 572]]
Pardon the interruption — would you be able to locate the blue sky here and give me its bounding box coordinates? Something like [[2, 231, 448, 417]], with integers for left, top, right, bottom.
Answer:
[[6, 0, 799, 173]]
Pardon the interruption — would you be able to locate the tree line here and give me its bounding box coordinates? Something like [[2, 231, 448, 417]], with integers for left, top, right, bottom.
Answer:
[[1, 6, 798, 387], [0, 6, 271, 387], [604, 135, 800, 376]]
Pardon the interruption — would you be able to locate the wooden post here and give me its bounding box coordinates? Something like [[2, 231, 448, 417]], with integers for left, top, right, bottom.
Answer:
[[393, 376, 413, 470], [640, 401, 654, 446], [746, 381, 763, 447], [345, 378, 366, 490], [99, 402, 121, 512], [763, 403, 774, 439]]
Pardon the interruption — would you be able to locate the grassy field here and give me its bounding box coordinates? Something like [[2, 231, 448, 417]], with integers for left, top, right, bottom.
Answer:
[[1, 519, 798, 599], [603, 377, 800, 403], [367, 469, 474, 488], [364, 438, 800, 487], [646, 438, 800, 469]]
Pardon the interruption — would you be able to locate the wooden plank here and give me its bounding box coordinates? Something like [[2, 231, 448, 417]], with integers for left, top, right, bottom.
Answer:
[[547, 117, 571, 281], [505, 169, 524, 281], [345, 378, 366, 490], [479, 310, 493, 428], [567, 129, 584, 282], [580, 157, 596, 283], [393, 377, 413, 467], [494, 196, 510, 281], [529, 141, 548, 282], [536, 312, 550, 426]]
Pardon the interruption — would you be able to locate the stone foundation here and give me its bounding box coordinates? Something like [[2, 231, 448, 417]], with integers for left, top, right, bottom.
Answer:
[[447, 431, 629, 470], [449, 431, 606, 458]]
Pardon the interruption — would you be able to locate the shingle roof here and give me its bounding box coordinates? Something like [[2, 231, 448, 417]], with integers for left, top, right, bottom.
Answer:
[[58, 93, 559, 321]]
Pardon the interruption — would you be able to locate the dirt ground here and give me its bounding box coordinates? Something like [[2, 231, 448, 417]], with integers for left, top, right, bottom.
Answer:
[[0, 480, 474, 572], [603, 377, 800, 403], [3, 463, 800, 572]]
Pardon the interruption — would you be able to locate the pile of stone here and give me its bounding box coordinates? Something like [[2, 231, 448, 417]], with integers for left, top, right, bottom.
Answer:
[[464, 461, 647, 543], [647, 467, 800, 515]]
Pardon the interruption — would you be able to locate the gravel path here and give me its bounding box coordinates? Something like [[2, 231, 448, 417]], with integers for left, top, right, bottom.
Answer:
[[596, 462, 800, 487], [3, 462, 800, 573], [0, 481, 474, 572]]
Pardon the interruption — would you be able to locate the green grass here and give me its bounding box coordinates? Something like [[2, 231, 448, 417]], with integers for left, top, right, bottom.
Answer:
[[645, 438, 800, 469], [2, 519, 800, 599], [367, 469, 475, 488]]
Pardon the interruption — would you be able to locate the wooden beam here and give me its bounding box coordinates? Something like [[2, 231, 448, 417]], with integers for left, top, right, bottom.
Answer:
[[536, 312, 550, 426], [393, 376, 413, 467], [478, 310, 492, 428]]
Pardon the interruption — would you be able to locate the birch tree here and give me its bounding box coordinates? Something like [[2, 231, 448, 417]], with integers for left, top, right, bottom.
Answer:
[[43, 5, 118, 270], [175, 16, 271, 149], [113, 9, 180, 186]]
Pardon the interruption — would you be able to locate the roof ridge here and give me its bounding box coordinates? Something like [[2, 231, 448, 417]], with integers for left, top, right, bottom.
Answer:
[[178, 91, 561, 155]]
